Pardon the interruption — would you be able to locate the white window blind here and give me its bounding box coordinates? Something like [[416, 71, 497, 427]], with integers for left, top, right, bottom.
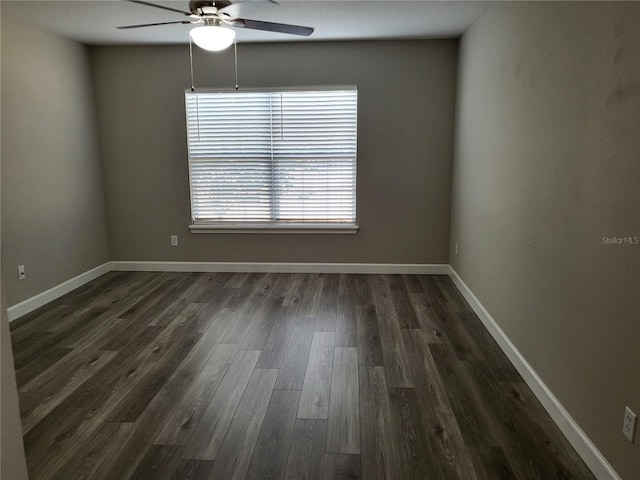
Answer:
[[185, 88, 357, 227]]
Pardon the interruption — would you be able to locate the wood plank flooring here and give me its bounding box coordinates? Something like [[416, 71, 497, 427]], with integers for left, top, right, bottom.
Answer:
[[10, 271, 596, 480]]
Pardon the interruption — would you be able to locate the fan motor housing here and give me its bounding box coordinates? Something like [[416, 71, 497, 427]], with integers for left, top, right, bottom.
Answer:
[[189, 1, 232, 14]]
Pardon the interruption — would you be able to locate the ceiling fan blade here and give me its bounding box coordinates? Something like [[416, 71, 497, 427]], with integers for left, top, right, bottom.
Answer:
[[218, 0, 278, 20], [233, 18, 313, 36], [127, 0, 192, 16], [219, 0, 279, 9], [117, 20, 194, 29]]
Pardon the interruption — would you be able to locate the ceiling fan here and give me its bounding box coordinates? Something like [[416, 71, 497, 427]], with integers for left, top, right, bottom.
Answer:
[[118, 0, 314, 51]]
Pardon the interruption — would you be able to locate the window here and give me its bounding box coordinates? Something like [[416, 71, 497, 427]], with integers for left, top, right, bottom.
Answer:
[[185, 87, 358, 233]]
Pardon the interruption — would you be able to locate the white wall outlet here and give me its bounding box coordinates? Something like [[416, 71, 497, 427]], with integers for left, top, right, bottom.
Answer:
[[455, 242, 459, 255], [17, 265, 26, 280], [623, 406, 637, 442], [170, 235, 178, 247]]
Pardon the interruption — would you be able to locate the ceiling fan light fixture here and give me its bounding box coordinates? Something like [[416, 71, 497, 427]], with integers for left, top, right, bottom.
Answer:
[[189, 24, 235, 52]]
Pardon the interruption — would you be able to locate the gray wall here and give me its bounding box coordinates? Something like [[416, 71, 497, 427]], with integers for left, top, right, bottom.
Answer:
[[92, 40, 457, 264], [1, 11, 110, 305], [450, 2, 640, 479]]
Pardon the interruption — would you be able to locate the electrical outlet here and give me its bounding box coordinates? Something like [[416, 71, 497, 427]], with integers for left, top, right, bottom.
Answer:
[[455, 242, 459, 255], [17, 265, 26, 280], [170, 235, 178, 247], [623, 406, 637, 442]]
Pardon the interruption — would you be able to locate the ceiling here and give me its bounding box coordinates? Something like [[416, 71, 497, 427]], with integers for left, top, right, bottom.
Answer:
[[2, 0, 491, 46]]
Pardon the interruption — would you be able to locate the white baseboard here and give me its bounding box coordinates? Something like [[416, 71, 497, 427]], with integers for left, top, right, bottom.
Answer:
[[6, 262, 447, 322], [110, 261, 450, 275], [7, 263, 111, 322], [447, 266, 621, 480]]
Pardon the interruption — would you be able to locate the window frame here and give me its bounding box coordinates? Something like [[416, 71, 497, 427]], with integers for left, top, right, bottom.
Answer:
[[185, 86, 359, 234]]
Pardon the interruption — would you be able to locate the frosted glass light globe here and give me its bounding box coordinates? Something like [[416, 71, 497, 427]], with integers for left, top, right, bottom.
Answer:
[[189, 25, 235, 52]]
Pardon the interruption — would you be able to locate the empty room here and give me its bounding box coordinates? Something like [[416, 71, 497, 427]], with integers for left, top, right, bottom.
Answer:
[[1, 1, 638, 479]]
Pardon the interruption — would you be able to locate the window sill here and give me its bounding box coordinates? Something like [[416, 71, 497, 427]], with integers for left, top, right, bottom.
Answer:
[[189, 223, 359, 234]]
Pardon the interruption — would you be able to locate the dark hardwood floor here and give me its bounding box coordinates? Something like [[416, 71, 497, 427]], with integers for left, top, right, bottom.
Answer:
[[10, 271, 596, 480]]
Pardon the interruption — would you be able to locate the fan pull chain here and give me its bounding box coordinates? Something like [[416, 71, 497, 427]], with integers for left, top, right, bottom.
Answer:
[[234, 40, 239, 90], [189, 38, 195, 92]]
